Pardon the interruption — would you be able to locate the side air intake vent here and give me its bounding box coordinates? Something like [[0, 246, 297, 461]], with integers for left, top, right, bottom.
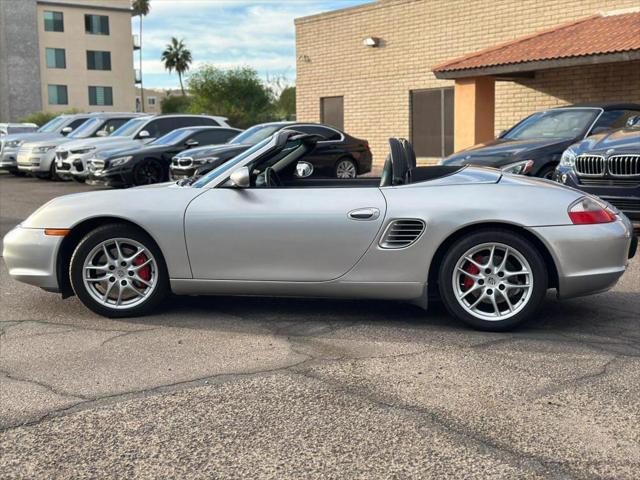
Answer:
[[379, 219, 425, 249]]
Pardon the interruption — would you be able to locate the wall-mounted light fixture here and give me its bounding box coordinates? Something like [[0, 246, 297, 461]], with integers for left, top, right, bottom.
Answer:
[[363, 37, 380, 48]]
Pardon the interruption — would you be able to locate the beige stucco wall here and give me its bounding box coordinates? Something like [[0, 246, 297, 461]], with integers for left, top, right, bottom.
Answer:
[[295, 0, 640, 168], [37, 0, 135, 113]]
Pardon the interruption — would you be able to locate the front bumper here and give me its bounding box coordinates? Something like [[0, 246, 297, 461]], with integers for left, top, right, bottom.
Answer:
[[555, 166, 640, 232], [17, 149, 56, 173], [2, 226, 63, 292], [56, 152, 91, 179], [170, 166, 197, 181], [531, 216, 634, 299], [0, 151, 18, 170], [86, 166, 131, 187]]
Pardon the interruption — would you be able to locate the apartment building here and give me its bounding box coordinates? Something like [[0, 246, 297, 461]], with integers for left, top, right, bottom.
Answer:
[[295, 0, 640, 167], [0, 0, 137, 121]]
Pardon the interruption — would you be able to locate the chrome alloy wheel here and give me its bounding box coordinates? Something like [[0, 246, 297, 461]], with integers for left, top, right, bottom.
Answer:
[[82, 238, 158, 310], [336, 160, 357, 178], [452, 242, 533, 321]]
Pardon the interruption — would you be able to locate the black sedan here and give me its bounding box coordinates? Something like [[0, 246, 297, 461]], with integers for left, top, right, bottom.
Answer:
[[442, 104, 640, 178], [170, 122, 371, 181], [555, 115, 640, 233], [86, 126, 241, 187]]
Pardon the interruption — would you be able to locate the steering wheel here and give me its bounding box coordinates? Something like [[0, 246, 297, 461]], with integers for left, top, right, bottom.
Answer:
[[264, 167, 283, 187]]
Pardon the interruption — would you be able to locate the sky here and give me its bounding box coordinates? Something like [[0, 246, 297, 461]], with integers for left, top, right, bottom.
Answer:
[[135, 0, 373, 90]]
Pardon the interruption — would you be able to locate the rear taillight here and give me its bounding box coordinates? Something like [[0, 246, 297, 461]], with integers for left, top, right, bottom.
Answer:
[[568, 197, 616, 224]]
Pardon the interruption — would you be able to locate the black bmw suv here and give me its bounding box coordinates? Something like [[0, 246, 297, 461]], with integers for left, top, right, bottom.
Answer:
[[442, 104, 640, 178], [170, 122, 371, 181], [555, 115, 640, 232]]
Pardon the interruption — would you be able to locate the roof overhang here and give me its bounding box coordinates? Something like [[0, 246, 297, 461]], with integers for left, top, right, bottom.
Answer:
[[434, 50, 640, 79]]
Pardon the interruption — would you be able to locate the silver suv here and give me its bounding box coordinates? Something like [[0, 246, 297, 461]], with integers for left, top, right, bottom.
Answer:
[[19, 113, 145, 180], [56, 114, 229, 182], [0, 114, 90, 175]]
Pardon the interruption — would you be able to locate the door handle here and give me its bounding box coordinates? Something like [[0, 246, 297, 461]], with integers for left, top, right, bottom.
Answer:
[[348, 208, 380, 220]]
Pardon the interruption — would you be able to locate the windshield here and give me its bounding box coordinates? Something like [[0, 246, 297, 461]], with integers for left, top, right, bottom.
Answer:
[[110, 117, 148, 137], [151, 129, 193, 146], [193, 137, 273, 188], [229, 125, 283, 145], [503, 109, 600, 140], [68, 118, 102, 138], [37, 116, 67, 133]]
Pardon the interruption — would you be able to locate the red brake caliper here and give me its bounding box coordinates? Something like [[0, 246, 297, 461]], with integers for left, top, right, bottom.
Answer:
[[462, 255, 482, 290], [133, 253, 151, 283]]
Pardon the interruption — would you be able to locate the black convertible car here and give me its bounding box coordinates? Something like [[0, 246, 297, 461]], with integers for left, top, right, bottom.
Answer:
[[555, 115, 640, 233], [170, 122, 371, 181], [442, 104, 640, 178], [86, 126, 241, 187]]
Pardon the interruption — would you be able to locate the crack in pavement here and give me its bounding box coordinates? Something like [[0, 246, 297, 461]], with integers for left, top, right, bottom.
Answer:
[[0, 369, 89, 402]]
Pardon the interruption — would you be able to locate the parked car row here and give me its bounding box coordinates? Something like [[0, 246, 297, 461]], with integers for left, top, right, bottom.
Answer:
[[0, 113, 373, 187]]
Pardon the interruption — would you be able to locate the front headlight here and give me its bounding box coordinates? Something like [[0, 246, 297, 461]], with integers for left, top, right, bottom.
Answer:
[[501, 159, 534, 175], [195, 156, 218, 165], [108, 156, 132, 167], [72, 147, 96, 155], [560, 149, 576, 167], [6, 140, 22, 149], [32, 145, 56, 153]]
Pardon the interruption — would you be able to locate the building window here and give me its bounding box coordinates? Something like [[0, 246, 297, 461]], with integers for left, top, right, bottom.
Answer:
[[320, 96, 344, 131], [44, 11, 64, 32], [45, 48, 66, 69], [48, 85, 68, 105], [410, 88, 454, 158], [147, 97, 157, 106], [85, 14, 109, 35], [86, 51, 111, 70], [89, 86, 113, 106]]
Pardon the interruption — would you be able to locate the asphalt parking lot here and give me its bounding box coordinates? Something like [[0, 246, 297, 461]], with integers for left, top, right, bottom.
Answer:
[[1, 172, 639, 479]]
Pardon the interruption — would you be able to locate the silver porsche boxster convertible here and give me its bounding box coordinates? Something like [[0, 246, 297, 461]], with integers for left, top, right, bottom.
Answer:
[[3, 131, 636, 330]]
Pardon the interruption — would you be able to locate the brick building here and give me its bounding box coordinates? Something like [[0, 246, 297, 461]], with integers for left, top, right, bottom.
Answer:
[[295, 0, 640, 168]]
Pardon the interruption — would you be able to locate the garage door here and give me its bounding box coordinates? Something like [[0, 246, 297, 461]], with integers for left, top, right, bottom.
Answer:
[[410, 88, 454, 158]]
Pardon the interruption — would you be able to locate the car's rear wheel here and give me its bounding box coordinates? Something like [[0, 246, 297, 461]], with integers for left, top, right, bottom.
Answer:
[[134, 159, 164, 186], [70, 224, 169, 318], [335, 158, 357, 179], [438, 230, 547, 331]]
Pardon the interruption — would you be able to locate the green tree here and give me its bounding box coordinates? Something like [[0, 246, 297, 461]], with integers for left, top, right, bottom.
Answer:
[[19, 109, 81, 126], [161, 37, 193, 96], [131, 0, 150, 111], [161, 95, 192, 114], [278, 86, 296, 120], [187, 65, 276, 128]]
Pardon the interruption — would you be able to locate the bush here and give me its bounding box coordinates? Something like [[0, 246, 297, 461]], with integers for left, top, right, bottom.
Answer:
[[187, 65, 276, 128], [161, 95, 192, 114], [19, 109, 82, 127]]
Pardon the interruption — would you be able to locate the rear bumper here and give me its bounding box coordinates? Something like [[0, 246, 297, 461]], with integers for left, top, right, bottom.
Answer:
[[530, 216, 633, 299], [2, 226, 62, 292]]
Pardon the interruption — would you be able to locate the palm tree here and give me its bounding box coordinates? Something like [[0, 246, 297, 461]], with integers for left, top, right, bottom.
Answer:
[[161, 37, 193, 96], [132, 0, 150, 111]]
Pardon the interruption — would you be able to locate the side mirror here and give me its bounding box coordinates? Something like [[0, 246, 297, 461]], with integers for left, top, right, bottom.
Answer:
[[626, 115, 640, 128], [96, 130, 108, 137], [185, 139, 199, 148], [137, 130, 150, 139], [229, 166, 250, 188], [295, 161, 314, 178], [61, 126, 73, 136]]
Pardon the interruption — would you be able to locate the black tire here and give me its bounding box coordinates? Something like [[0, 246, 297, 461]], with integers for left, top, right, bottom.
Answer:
[[9, 170, 25, 176], [69, 224, 169, 318], [438, 229, 548, 331], [537, 164, 557, 180], [334, 157, 357, 179], [49, 161, 59, 181], [72, 175, 86, 183], [133, 159, 165, 186]]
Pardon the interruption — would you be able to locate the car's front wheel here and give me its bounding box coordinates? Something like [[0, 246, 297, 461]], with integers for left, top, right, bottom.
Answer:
[[133, 159, 165, 186], [70, 224, 169, 318], [438, 230, 548, 331]]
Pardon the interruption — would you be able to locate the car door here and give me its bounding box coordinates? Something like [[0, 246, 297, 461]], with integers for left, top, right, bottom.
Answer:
[[184, 186, 386, 281]]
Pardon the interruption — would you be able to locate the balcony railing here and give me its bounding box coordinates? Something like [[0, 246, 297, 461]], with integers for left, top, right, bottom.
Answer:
[[134, 69, 141, 84], [133, 34, 141, 50]]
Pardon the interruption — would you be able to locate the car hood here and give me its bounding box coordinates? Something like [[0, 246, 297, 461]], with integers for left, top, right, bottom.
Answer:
[[443, 137, 574, 166], [58, 136, 147, 153], [571, 128, 640, 155], [20, 136, 74, 148], [175, 143, 249, 159], [1, 132, 61, 144], [98, 143, 169, 159]]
